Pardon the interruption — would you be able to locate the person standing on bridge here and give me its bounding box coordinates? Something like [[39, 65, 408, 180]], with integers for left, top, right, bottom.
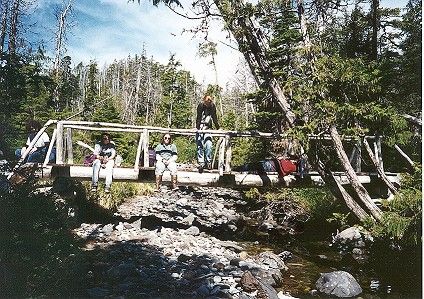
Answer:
[[91, 132, 116, 193], [195, 95, 220, 173], [155, 133, 178, 191]]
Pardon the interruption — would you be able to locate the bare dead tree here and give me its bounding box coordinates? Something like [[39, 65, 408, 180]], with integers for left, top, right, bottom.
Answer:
[[0, 0, 9, 56], [8, 0, 19, 57]]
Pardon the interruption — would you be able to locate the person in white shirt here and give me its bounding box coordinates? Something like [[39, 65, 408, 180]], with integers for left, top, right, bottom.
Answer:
[[15, 120, 51, 163], [91, 133, 116, 193]]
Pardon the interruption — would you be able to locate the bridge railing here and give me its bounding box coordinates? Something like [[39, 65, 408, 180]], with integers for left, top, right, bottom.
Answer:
[[11, 119, 384, 178], [52, 120, 382, 175], [6, 119, 406, 190]]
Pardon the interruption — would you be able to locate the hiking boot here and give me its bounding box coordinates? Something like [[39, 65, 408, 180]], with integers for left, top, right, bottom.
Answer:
[[198, 164, 204, 173], [206, 162, 212, 170], [171, 175, 178, 191]]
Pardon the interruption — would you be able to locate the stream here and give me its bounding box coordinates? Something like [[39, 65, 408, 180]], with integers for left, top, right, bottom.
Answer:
[[69, 185, 421, 298]]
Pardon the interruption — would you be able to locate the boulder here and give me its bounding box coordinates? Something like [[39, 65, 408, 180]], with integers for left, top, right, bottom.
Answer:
[[315, 271, 362, 297], [240, 271, 279, 299], [255, 251, 288, 271], [333, 226, 373, 249]]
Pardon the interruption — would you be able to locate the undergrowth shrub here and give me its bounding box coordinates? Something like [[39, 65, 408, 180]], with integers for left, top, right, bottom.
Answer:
[[363, 166, 422, 247], [244, 187, 338, 222], [85, 181, 154, 210]]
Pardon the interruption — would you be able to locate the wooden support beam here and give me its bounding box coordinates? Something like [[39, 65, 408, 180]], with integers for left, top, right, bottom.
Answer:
[[374, 135, 383, 170], [56, 122, 64, 164], [349, 139, 362, 172], [364, 138, 398, 194], [66, 128, 73, 164], [394, 144, 414, 167], [36, 165, 400, 188], [317, 161, 369, 221], [212, 137, 222, 169], [134, 132, 143, 170], [43, 129, 57, 167], [225, 135, 232, 172], [143, 129, 149, 168], [218, 137, 225, 176]]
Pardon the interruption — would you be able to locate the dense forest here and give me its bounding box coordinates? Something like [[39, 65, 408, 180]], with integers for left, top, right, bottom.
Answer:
[[0, 0, 422, 297]]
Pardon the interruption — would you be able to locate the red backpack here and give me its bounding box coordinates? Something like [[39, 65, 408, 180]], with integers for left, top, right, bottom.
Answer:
[[278, 159, 297, 176]]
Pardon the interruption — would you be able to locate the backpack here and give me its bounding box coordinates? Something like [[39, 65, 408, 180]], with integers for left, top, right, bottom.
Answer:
[[148, 148, 156, 166], [84, 154, 96, 166], [140, 148, 156, 167]]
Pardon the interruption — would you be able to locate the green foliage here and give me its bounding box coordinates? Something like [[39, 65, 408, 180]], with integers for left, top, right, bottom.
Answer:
[[291, 188, 339, 222], [85, 182, 154, 210], [231, 138, 267, 167], [400, 164, 422, 188], [244, 187, 261, 201], [327, 212, 351, 230], [154, 56, 193, 129], [173, 136, 197, 163], [92, 99, 120, 123], [363, 172, 422, 247], [246, 187, 337, 222]]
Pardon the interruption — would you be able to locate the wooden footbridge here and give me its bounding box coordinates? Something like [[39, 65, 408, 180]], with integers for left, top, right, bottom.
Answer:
[[9, 119, 401, 190]]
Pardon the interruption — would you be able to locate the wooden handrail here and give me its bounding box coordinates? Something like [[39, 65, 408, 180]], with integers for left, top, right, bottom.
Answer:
[[59, 120, 378, 140]]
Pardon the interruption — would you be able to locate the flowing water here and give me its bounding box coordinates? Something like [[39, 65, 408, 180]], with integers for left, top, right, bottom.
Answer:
[[241, 229, 422, 299]]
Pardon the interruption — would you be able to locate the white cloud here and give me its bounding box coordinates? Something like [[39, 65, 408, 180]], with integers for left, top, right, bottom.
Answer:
[[54, 0, 242, 86]]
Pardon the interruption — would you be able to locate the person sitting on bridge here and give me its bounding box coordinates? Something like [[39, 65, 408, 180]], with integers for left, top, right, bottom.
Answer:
[[155, 133, 178, 192], [15, 120, 54, 163], [91, 132, 116, 193], [196, 95, 220, 173]]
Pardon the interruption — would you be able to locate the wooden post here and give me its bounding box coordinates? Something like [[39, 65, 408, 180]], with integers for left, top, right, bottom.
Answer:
[[224, 135, 232, 172], [56, 122, 64, 164], [375, 135, 383, 170], [43, 129, 57, 167], [364, 138, 398, 194], [143, 129, 149, 168], [135, 132, 143, 169], [66, 128, 73, 164], [212, 137, 223, 169], [218, 136, 225, 176], [349, 139, 362, 172]]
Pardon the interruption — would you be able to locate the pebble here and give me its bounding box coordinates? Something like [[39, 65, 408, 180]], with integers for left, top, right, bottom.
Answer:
[[71, 186, 290, 298]]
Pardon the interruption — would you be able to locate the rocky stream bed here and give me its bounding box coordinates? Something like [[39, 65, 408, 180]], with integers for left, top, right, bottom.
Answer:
[[63, 185, 420, 299]]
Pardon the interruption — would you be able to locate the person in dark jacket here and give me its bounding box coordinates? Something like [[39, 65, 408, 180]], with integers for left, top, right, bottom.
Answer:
[[195, 95, 220, 173]]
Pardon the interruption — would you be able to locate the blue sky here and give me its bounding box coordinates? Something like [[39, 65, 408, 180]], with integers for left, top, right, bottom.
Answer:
[[27, 0, 407, 86], [27, 0, 240, 86]]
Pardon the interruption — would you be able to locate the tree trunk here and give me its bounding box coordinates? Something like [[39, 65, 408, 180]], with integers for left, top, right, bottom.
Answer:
[[212, 0, 296, 126], [316, 160, 369, 221], [370, 0, 379, 60], [363, 137, 398, 194], [8, 0, 19, 57], [329, 125, 382, 221], [394, 144, 415, 167], [54, 0, 72, 74], [0, 0, 9, 56], [53, 0, 73, 111]]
